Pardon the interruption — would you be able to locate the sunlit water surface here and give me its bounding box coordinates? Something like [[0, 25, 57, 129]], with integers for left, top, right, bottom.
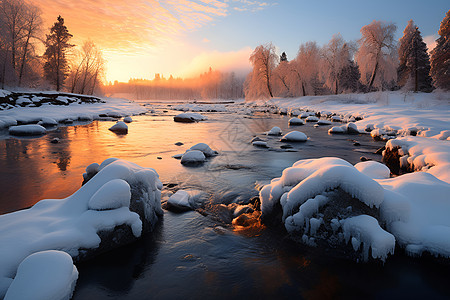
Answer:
[[0, 103, 449, 299]]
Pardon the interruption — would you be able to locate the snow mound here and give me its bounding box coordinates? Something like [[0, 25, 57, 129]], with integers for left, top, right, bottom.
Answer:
[[341, 215, 395, 262], [267, 126, 282, 135], [181, 150, 206, 164], [108, 121, 128, 134], [355, 161, 391, 179], [9, 125, 46, 136], [380, 172, 450, 258], [4, 250, 78, 300], [88, 179, 131, 210], [0, 158, 163, 296], [288, 117, 305, 126], [280, 131, 307, 142], [174, 112, 207, 123]]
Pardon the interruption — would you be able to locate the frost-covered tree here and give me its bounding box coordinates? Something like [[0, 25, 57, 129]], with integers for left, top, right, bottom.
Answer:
[[43, 15, 74, 91], [320, 34, 353, 94], [356, 20, 398, 91], [245, 42, 278, 100], [290, 41, 322, 96], [272, 59, 293, 97], [0, 0, 42, 87], [430, 9, 450, 90], [398, 20, 432, 92]]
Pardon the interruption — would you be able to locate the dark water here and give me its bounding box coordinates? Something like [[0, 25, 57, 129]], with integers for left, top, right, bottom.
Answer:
[[1, 105, 449, 299]]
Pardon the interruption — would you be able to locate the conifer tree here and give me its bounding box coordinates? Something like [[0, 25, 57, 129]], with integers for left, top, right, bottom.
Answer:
[[43, 15, 73, 91], [280, 52, 288, 62], [430, 10, 450, 90], [398, 20, 433, 92]]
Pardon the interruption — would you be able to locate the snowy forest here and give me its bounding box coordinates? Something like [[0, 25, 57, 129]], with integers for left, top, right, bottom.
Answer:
[[0, 0, 449, 100]]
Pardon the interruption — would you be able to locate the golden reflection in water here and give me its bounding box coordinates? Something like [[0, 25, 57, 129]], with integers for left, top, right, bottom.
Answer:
[[232, 211, 266, 237]]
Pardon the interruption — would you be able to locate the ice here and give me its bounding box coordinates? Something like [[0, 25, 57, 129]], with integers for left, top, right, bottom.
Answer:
[[4, 250, 78, 300], [341, 215, 395, 262], [0, 158, 162, 297], [181, 150, 206, 164], [108, 121, 128, 134], [354, 161, 391, 179], [267, 126, 282, 135], [288, 117, 305, 126], [280, 131, 307, 142], [9, 125, 46, 136]]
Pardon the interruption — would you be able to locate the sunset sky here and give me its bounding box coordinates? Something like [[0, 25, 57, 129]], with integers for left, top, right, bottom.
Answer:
[[36, 0, 448, 83]]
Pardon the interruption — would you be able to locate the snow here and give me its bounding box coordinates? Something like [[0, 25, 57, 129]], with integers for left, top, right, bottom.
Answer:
[[354, 161, 391, 179], [341, 215, 395, 262], [8, 125, 46, 136], [0, 94, 146, 126], [181, 150, 206, 164], [386, 136, 450, 183], [108, 121, 128, 134], [317, 119, 332, 125], [172, 103, 227, 112], [305, 116, 319, 122], [167, 190, 191, 210], [88, 179, 131, 210], [252, 141, 268, 148], [0, 158, 162, 297], [280, 131, 307, 142], [189, 142, 218, 157], [173, 112, 207, 122], [328, 126, 345, 134], [265, 91, 449, 140], [288, 117, 305, 126], [4, 250, 78, 300], [266, 126, 282, 135], [39, 117, 58, 126], [123, 116, 133, 123]]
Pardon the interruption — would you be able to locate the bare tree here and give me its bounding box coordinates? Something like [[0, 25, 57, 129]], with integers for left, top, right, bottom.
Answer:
[[245, 42, 278, 100], [356, 20, 397, 91]]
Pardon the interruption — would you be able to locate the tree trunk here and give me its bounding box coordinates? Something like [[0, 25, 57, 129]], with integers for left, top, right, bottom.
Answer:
[[18, 34, 31, 86], [368, 60, 379, 92]]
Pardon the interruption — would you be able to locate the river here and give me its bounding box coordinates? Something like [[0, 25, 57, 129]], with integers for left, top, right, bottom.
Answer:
[[0, 102, 448, 299]]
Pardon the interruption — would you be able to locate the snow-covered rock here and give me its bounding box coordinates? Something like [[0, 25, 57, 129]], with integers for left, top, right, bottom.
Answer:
[[0, 158, 163, 297], [108, 121, 128, 134], [123, 116, 133, 123], [173, 112, 207, 123], [252, 141, 268, 148], [346, 122, 359, 134], [317, 119, 332, 125], [305, 116, 319, 122], [181, 150, 206, 164], [39, 117, 58, 126], [167, 190, 191, 211], [9, 125, 46, 136], [4, 250, 78, 300], [267, 126, 282, 135], [189, 142, 218, 157], [280, 131, 307, 142], [328, 126, 345, 134], [88, 179, 131, 210], [288, 117, 305, 126]]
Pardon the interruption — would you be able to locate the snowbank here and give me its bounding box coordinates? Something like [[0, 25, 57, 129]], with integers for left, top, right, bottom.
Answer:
[[0, 93, 146, 128], [264, 91, 449, 140], [0, 158, 163, 297], [259, 156, 450, 262]]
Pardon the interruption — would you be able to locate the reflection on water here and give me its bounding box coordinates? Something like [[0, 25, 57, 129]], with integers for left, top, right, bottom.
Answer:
[[1, 106, 449, 299]]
